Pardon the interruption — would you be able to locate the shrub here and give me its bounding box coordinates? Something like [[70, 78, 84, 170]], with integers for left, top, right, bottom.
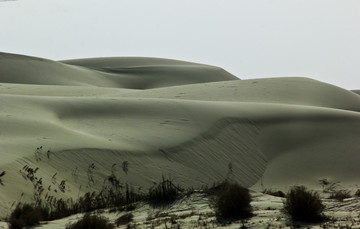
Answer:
[[211, 180, 253, 221], [9, 203, 49, 229], [355, 189, 360, 197], [115, 213, 133, 226], [283, 186, 325, 222], [65, 213, 114, 229], [148, 177, 182, 207], [263, 188, 286, 198], [329, 190, 351, 201]]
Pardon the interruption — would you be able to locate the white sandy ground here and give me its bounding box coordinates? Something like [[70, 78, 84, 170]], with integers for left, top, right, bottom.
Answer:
[[1, 191, 360, 229], [1, 52, 360, 226]]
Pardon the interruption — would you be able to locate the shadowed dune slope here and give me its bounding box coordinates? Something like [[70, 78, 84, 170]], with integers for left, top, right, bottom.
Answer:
[[0, 52, 360, 217]]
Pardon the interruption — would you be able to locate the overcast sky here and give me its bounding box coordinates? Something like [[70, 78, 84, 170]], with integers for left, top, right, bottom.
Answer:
[[1, 0, 359, 89]]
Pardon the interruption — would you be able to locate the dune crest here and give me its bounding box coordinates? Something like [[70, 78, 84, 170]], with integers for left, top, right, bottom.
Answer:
[[0, 52, 237, 89]]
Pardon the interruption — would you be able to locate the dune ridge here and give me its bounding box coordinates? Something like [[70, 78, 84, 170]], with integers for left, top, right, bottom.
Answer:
[[0, 52, 360, 217], [0, 52, 237, 89]]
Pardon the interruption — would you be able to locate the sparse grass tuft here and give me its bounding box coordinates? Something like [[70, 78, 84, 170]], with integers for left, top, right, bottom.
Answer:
[[210, 180, 253, 221], [329, 190, 351, 201], [65, 213, 114, 229], [283, 185, 325, 222]]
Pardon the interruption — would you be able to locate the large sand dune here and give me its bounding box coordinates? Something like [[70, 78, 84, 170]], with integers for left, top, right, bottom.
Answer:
[[1, 52, 360, 217]]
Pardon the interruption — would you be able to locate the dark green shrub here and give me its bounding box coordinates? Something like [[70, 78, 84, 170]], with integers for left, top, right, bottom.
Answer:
[[329, 190, 351, 201], [9, 203, 49, 229], [283, 186, 325, 222], [148, 177, 182, 207], [65, 213, 114, 229], [211, 180, 252, 221], [263, 188, 286, 198], [115, 213, 133, 226]]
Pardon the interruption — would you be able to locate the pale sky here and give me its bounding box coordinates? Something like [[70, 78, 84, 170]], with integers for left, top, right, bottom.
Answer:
[[1, 0, 359, 89]]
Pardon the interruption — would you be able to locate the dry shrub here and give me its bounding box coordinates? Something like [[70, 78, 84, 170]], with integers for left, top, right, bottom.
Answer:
[[65, 213, 114, 229], [211, 180, 253, 221], [9, 203, 49, 229], [329, 190, 351, 201], [115, 213, 133, 226], [283, 186, 325, 222], [148, 177, 182, 207], [355, 189, 360, 197], [263, 188, 286, 198]]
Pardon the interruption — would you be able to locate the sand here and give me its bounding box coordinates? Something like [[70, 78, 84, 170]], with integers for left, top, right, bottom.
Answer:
[[1, 52, 360, 219]]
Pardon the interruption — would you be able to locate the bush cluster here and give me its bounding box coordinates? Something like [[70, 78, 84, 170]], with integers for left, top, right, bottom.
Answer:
[[211, 180, 253, 221], [329, 190, 351, 201], [148, 177, 182, 207], [65, 213, 114, 229], [9, 203, 49, 229], [283, 185, 325, 222]]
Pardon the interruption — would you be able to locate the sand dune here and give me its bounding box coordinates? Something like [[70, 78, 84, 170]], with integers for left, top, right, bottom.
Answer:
[[0, 52, 237, 89], [119, 77, 360, 111], [0, 52, 360, 217]]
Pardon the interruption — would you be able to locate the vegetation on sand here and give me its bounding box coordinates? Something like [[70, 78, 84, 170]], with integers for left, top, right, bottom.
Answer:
[[283, 185, 325, 222], [210, 180, 253, 221]]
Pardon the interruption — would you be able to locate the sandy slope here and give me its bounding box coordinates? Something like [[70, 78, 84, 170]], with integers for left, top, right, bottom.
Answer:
[[0, 52, 360, 218]]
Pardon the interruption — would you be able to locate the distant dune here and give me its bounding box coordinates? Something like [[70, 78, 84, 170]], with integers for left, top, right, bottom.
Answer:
[[0, 52, 237, 89], [0, 52, 359, 217]]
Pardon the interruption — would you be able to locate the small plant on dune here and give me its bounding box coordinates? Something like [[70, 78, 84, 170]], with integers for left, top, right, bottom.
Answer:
[[87, 163, 96, 186], [34, 146, 43, 162], [122, 161, 129, 174], [318, 178, 339, 193], [59, 180, 66, 192], [283, 185, 325, 222], [72, 167, 79, 182], [65, 213, 114, 229], [0, 170, 5, 185], [107, 174, 121, 191], [148, 176, 183, 207], [210, 180, 253, 221], [51, 172, 57, 184], [115, 213, 133, 226], [263, 188, 286, 198], [329, 190, 351, 201]]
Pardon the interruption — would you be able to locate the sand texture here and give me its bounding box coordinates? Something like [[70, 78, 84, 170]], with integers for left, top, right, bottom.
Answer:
[[1, 52, 360, 218]]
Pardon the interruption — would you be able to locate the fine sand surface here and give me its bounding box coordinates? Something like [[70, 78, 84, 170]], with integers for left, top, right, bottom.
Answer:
[[1, 52, 360, 218]]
